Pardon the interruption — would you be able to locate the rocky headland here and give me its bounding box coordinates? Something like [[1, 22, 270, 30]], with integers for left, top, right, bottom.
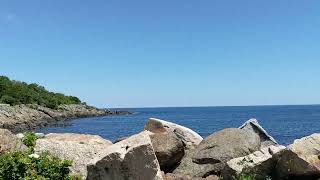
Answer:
[[2, 117, 320, 180], [0, 103, 130, 133]]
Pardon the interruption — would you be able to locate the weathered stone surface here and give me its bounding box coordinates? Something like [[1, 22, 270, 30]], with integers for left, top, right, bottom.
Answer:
[[113, 136, 128, 143], [35, 133, 112, 178], [163, 173, 193, 180], [203, 175, 220, 180], [0, 128, 27, 154], [0, 104, 130, 133], [114, 131, 185, 172], [222, 145, 285, 180], [149, 130, 185, 172], [275, 133, 320, 179], [174, 128, 261, 177], [173, 146, 218, 177], [239, 119, 278, 148], [164, 173, 219, 180], [86, 131, 163, 180], [192, 128, 260, 176], [145, 118, 203, 146]]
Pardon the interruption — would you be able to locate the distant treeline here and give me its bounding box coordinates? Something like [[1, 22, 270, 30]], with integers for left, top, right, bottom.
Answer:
[[0, 76, 82, 109]]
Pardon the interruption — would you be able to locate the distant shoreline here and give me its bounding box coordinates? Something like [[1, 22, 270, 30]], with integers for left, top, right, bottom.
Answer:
[[0, 104, 131, 133]]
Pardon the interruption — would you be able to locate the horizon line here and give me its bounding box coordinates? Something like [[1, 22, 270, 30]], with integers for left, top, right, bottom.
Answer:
[[109, 103, 320, 109]]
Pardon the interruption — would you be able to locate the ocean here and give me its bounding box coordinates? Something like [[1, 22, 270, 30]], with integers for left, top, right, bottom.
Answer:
[[36, 105, 320, 145]]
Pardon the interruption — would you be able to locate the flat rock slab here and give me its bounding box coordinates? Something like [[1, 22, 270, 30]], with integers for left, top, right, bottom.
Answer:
[[35, 133, 113, 179], [87, 131, 163, 180]]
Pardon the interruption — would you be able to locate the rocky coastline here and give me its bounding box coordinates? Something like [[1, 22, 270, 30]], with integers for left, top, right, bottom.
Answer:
[[0, 104, 130, 133], [1, 117, 320, 180]]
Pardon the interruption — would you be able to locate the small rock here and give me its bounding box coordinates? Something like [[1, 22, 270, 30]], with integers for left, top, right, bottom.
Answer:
[[35, 133, 45, 138], [16, 133, 24, 139]]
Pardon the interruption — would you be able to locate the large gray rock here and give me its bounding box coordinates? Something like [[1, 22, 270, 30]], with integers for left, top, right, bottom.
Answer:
[[192, 128, 260, 177], [35, 133, 113, 179], [149, 130, 185, 172], [174, 128, 261, 178], [222, 145, 285, 180], [86, 131, 163, 180], [239, 119, 278, 148], [0, 128, 27, 154], [275, 133, 320, 179], [145, 118, 203, 146], [194, 128, 260, 163], [173, 146, 218, 177], [113, 129, 185, 172]]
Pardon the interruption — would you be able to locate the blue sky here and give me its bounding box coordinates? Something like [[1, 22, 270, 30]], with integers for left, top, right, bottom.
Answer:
[[0, 0, 319, 108]]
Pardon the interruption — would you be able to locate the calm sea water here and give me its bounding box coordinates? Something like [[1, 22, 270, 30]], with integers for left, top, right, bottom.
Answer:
[[36, 105, 320, 145]]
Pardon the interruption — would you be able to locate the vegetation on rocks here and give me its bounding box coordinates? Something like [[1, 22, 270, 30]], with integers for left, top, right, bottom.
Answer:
[[0, 132, 76, 180], [0, 76, 81, 109], [22, 132, 38, 149]]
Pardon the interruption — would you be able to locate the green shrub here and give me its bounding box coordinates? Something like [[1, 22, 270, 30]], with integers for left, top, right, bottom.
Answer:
[[0, 95, 16, 105], [22, 132, 38, 149], [0, 132, 77, 179], [237, 173, 256, 180], [0, 151, 73, 180]]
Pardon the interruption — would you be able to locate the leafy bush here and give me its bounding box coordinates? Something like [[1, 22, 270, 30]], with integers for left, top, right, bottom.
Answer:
[[0, 151, 73, 180], [237, 173, 256, 180], [0, 132, 77, 180], [0, 76, 82, 109], [22, 132, 38, 149], [0, 95, 16, 105]]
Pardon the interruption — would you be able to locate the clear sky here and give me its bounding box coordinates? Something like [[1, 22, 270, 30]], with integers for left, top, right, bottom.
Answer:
[[0, 0, 319, 108]]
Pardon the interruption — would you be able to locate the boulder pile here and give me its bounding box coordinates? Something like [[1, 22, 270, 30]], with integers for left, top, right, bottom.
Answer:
[[3, 118, 320, 180]]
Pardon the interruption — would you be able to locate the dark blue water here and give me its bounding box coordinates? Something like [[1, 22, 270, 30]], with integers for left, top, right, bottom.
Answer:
[[36, 105, 320, 145]]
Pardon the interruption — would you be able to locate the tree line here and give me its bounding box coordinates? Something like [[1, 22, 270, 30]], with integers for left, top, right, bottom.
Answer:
[[0, 76, 82, 109]]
